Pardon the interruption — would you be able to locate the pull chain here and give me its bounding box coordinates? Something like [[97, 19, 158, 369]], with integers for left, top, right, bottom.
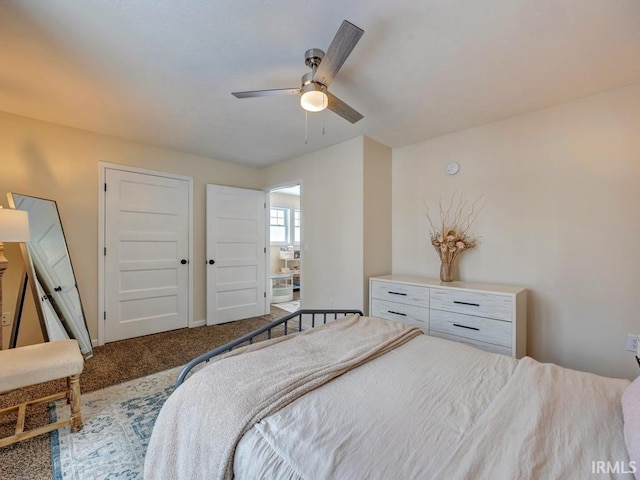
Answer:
[[305, 110, 308, 144], [322, 111, 325, 136], [322, 94, 327, 136]]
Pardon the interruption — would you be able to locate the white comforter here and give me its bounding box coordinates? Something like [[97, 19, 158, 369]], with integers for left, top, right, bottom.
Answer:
[[146, 315, 632, 479], [234, 335, 632, 480]]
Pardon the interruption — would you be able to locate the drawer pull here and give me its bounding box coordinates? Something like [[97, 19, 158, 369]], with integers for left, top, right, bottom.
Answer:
[[388, 291, 407, 296], [453, 323, 479, 331], [453, 300, 480, 307], [388, 310, 407, 317]]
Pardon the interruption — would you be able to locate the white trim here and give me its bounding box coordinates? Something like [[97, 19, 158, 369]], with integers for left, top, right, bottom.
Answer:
[[97, 161, 194, 346], [192, 318, 206, 328], [265, 193, 273, 306]]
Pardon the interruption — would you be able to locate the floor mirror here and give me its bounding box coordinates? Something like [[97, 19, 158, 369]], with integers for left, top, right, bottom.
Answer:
[[7, 193, 93, 358]]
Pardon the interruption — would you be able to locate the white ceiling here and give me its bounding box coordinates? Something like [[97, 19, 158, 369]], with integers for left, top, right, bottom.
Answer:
[[1, 1, 640, 167]]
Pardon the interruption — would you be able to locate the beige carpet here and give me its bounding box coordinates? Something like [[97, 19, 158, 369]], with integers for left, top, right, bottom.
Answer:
[[0, 306, 289, 480]]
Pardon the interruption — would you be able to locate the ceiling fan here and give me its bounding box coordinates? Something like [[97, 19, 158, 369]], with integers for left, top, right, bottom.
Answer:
[[232, 20, 364, 124]]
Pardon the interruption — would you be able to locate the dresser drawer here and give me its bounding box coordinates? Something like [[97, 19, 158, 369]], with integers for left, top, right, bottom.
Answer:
[[429, 331, 512, 357], [371, 299, 429, 331], [370, 280, 429, 308], [429, 309, 511, 347], [430, 288, 513, 321]]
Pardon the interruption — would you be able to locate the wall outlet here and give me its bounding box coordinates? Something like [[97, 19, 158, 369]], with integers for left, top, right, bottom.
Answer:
[[627, 334, 640, 353], [1, 312, 11, 327]]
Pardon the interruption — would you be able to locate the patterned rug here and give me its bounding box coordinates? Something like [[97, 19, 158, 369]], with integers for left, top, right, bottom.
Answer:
[[50, 366, 181, 479]]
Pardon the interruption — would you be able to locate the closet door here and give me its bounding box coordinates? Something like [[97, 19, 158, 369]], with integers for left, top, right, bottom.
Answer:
[[206, 185, 267, 324], [104, 168, 191, 342]]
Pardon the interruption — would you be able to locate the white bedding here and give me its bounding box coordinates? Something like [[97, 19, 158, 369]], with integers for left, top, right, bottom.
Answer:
[[147, 316, 633, 479], [235, 335, 632, 479], [235, 334, 518, 479]]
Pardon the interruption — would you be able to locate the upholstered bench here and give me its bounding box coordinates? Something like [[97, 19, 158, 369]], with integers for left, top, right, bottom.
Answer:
[[0, 339, 84, 447]]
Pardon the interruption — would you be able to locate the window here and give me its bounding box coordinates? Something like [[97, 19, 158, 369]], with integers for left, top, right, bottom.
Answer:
[[270, 207, 288, 244], [293, 209, 301, 245], [270, 207, 301, 245]]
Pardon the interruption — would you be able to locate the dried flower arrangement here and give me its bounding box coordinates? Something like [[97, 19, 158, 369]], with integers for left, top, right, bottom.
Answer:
[[423, 193, 485, 281]]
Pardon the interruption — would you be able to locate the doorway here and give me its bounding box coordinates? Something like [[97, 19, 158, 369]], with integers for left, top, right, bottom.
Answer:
[[268, 184, 302, 313]]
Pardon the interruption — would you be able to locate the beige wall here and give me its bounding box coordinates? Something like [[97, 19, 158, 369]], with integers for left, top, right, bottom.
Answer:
[[4, 81, 638, 381], [363, 137, 392, 312], [392, 82, 640, 380], [0, 111, 262, 346], [263, 137, 365, 311]]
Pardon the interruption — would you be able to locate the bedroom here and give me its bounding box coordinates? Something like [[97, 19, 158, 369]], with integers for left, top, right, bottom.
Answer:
[[0, 0, 639, 478]]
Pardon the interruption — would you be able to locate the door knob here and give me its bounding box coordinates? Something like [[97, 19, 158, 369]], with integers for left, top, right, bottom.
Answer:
[[180, 259, 188, 265], [208, 259, 215, 265]]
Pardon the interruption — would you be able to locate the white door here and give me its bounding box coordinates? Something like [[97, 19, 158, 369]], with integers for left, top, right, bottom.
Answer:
[[33, 276, 68, 343], [206, 185, 266, 324], [104, 168, 190, 342]]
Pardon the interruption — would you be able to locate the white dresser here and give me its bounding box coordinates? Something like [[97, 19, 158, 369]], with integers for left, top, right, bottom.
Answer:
[[369, 275, 527, 358]]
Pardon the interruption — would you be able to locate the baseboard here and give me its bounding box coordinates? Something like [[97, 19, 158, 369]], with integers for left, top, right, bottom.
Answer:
[[91, 320, 205, 347], [192, 319, 206, 328]]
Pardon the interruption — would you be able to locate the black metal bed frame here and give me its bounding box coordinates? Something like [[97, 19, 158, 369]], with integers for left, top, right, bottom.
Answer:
[[175, 309, 363, 388]]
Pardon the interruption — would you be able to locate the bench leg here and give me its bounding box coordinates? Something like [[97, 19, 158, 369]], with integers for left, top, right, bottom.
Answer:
[[69, 374, 82, 433]]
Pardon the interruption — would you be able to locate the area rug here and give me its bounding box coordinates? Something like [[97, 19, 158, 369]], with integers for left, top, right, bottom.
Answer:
[[50, 366, 182, 479], [273, 299, 301, 313]]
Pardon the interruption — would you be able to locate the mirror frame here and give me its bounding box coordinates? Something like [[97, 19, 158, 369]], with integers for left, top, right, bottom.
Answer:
[[7, 193, 93, 358]]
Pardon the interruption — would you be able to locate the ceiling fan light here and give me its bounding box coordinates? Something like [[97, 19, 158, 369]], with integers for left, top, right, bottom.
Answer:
[[300, 85, 328, 112]]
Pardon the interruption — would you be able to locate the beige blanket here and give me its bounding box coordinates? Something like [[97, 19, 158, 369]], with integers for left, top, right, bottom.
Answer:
[[234, 334, 520, 479], [233, 335, 631, 479], [143, 314, 421, 480]]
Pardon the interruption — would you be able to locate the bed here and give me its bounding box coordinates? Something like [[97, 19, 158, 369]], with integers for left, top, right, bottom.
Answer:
[[145, 310, 638, 480]]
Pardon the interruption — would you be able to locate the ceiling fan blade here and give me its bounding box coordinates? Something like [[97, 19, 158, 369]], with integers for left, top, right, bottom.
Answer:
[[232, 88, 300, 98], [327, 92, 363, 124], [313, 20, 364, 87]]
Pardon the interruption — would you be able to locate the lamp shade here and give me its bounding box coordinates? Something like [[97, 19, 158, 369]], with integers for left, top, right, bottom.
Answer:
[[0, 208, 30, 242], [300, 83, 328, 112]]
